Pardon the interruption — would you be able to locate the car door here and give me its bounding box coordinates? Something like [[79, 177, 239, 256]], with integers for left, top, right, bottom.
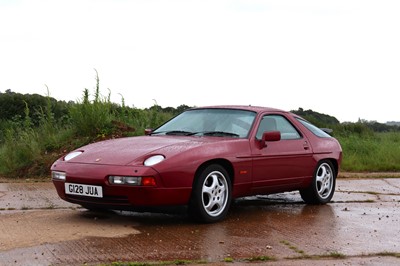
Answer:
[[250, 114, 315, 194]]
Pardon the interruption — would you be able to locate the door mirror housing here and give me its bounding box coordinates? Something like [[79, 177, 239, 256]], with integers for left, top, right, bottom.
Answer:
[[260, 131, 281, 148], [144, 128, 153, 135]]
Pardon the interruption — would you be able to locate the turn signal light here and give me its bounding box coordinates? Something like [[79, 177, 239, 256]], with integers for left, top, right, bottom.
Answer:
[[141, 177, 156, 186]]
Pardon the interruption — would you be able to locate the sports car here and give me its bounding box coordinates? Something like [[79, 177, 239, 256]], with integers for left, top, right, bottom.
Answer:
[[51, 105, 342, 223]]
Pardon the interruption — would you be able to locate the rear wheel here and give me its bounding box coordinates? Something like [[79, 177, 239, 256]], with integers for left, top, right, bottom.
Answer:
[[300, 160, 336, 204], [189, 164, 232, 223]]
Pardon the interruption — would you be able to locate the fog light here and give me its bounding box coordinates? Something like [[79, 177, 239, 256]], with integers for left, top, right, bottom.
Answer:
[[52, 171, 66, 181], [112, 176, 125, 184], [125, 176, 141, 185], [109, 176, 141, 186]]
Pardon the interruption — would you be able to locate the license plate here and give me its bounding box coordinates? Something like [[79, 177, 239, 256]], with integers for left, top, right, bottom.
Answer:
[[65, 183, 103, 198]]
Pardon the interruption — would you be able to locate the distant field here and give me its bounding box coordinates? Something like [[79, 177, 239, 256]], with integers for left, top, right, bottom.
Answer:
[[337, 132, 400, 172]]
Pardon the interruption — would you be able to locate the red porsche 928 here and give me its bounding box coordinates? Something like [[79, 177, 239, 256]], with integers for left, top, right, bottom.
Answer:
[[51, 106, 342, 223]]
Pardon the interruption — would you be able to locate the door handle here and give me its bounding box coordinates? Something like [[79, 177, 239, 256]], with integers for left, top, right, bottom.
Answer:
[[303, 141, 310, 150]]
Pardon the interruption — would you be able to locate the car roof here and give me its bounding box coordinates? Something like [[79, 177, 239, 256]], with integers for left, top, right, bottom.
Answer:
[[190, 105, 288, 114]]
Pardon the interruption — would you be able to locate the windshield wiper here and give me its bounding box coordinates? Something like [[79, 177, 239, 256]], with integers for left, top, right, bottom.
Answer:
[[150, 130, 193, 136], [197, 131, 239, 137], [164, 130, 194, 136], [152, 130, 239, 137]]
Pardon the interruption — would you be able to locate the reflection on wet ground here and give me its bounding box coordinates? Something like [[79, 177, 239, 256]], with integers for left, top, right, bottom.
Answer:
[[1, 178, 400, 265]]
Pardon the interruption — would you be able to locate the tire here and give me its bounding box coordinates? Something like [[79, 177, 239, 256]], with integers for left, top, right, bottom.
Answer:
[[189, 164, 232, 223], [300, 160, 336, 204]]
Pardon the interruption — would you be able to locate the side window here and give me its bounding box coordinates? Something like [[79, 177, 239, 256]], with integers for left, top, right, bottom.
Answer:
[[295, 118, 332, 138], [256, 115, 301, 140]]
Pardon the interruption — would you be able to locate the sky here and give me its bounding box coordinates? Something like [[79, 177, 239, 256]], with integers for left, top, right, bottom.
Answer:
[[1, 0, 399, 123]]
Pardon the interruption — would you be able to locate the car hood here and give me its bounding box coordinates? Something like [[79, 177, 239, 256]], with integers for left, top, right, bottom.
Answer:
[[64, 136, 209, 166]]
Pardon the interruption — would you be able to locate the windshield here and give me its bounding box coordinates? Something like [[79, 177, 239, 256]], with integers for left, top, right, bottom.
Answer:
[[153, 108, 257, 138]]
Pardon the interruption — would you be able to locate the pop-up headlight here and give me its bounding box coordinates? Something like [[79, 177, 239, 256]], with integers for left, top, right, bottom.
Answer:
[[144, 155, 165, 166], [64, 151, 83, 161]]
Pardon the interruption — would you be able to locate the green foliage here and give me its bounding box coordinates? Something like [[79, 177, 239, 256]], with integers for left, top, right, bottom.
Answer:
[[291, 108, 340, 127], [0, 89, 70, 126], [245, 256, 275, 262], [0, 128, 41, 175], [332, 121, 375, 138], [69, 88, 114, 138], [0, 73, 176, 178], [0, 91, 75, 177], [68, 72, 115, 138], [337, 132, 400, 172], [327, 251, 346, 258], [68, 73, 174, 141], [1, 83, 400, 178], [223, 257, 234, 262]]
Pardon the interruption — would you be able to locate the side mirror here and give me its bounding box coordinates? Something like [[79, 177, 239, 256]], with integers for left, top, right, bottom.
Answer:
[[144, 128, 153, 135], [260, 131, 281, 148]]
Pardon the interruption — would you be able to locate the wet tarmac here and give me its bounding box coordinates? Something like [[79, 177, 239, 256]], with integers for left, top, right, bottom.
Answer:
[[1, 178, 400, 265]]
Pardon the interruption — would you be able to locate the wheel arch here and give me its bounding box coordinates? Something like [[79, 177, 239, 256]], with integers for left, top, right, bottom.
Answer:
[[193, 159, 234, 186], [325, 158, 339, 178]]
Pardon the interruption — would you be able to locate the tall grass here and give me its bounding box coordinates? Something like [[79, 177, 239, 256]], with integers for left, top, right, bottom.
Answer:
[[0, 128, 41, 175], [68, 72, 171, 141], [0, 75, 174, 178], [0, 93, 76, 177], [69, 87, 114, 138], [337, 132, 400, 172]]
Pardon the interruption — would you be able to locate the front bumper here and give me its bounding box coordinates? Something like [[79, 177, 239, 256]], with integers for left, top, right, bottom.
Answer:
[[51, 162, 192, 209]]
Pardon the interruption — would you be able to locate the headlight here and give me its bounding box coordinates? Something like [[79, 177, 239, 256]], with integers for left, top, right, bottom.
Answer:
[[52, 171, 66, 180], [144, 155, 165, 166], [64, 151, 83, 161]]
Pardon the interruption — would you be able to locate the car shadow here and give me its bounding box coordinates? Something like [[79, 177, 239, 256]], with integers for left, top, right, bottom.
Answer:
[[75, 191, 335, 228]]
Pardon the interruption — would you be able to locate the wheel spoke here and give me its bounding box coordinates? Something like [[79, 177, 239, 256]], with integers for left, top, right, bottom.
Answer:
[[316, 166, 327, 182], [210, 173, 219, 188], [204, 199, 215, 211], [319, 181, 328, 195]]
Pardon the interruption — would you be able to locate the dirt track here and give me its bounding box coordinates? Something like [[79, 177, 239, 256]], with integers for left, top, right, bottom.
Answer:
[[1, 177, 400, 265]]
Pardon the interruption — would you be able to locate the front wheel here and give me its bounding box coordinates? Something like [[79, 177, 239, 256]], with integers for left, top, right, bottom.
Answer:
[[300, 160, 336, 204], [189, 164, 232, 223]]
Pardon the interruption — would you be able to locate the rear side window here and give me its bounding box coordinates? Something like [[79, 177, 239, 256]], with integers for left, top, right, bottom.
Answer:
[[256, 115, 301, 140], [296, 118, 331, 138]]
